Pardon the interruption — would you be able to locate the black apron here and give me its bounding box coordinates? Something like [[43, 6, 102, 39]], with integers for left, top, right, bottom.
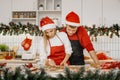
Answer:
[[69, 33, 85, 65]]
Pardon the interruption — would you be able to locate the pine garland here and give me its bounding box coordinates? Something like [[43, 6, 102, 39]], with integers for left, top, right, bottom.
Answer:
[[0, 22, 119, 38], [85, 24, 120, 39], [0, 22, 42, 36], [0, 66, 120, 80]]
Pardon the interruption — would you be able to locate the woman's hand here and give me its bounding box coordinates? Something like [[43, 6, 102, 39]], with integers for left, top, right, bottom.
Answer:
[[60, 61, 68, 66], [45, 59, 56, 67], [60, 54, 70, 66]]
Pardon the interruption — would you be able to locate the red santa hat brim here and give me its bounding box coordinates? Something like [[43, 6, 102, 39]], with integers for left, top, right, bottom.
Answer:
[[65, 21, 80, 27], [41, 24, 56, 31]]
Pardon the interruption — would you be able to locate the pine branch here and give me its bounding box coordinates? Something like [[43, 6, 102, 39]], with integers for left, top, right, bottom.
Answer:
[[57, 74, 66, 80], [64, 67, 72, 80], [106, 69, 119, 80]]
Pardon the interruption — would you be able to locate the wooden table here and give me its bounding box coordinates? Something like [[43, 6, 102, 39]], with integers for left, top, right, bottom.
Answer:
[[0, 59, 39, 67]]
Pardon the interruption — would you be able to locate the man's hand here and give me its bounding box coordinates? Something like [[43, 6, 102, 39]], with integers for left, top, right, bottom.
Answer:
[[90, 63, 101, 68]]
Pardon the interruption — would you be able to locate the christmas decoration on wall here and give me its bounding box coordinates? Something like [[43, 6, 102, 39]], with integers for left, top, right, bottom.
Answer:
[[21, 36, 32, 51], [0, 22, 42, 36], [0, 22, 119, 38], [85, 24, 120, 41]]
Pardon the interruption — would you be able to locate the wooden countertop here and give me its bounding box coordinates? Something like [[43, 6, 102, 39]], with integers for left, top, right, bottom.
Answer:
[[85, 59, 116, 64], [0, 59, 39, 63]]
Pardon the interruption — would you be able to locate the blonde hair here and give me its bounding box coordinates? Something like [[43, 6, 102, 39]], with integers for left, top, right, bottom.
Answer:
[[43, 28, 57, 50], [43, 31, 49, 50]]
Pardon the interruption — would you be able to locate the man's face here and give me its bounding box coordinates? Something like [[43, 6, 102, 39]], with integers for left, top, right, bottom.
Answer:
[[66, 25, 78, 36]]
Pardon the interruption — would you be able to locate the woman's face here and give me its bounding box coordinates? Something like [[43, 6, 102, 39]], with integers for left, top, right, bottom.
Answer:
[[45, 28, 56, 38]]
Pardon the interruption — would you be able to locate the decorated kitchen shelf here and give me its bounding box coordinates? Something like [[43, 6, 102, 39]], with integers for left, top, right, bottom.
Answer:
[[37, 0, 62, 27], [12, 11, 36, 18], [37, 0, 61, 11], [11, 0, 62, 26], [12, 11, 37, 24]]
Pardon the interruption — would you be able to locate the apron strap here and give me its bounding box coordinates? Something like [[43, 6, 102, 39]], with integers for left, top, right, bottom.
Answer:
[[48, 34, 63, 47]]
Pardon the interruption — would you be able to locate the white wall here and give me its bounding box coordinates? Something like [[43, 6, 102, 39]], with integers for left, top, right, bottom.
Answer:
[[82, 0, 102, 27], [91, 35, 120, 59], [103, 0, 120, 27], [0, 34, 120, 59], [62, 0, 82, 24], [83, 35, 120, 60], [0, 0, 12, 24], [0, 34, 41, 55], [12, 0, 37, 11]]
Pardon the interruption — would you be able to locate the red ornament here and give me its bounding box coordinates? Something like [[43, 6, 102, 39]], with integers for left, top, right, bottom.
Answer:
[[21, 37, 32, 51], [25, 63, 33, 68]]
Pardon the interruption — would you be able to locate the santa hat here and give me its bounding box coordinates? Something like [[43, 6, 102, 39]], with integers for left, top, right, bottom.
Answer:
[[40, 16, 56, 31], [65, 11, 80, 27]]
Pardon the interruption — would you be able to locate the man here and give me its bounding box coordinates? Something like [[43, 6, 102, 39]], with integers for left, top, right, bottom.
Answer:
[[61, 11, 100, 65]]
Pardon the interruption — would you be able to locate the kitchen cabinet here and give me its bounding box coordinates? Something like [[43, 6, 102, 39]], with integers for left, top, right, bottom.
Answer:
[[82, 0, 120, 27]]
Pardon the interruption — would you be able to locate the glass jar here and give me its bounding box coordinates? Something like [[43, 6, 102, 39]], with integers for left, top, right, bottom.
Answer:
[[20, 12, 24, 18], [32, 12, 36, 18]]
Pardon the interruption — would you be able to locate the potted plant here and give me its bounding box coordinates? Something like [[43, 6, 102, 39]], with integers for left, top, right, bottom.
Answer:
[[0, 44, 9, 59], [0, 44, 9, 52], [0, 44, 16, 60]]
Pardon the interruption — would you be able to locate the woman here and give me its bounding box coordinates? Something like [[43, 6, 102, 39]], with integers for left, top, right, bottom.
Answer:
[[39, 16, 72, 66]]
